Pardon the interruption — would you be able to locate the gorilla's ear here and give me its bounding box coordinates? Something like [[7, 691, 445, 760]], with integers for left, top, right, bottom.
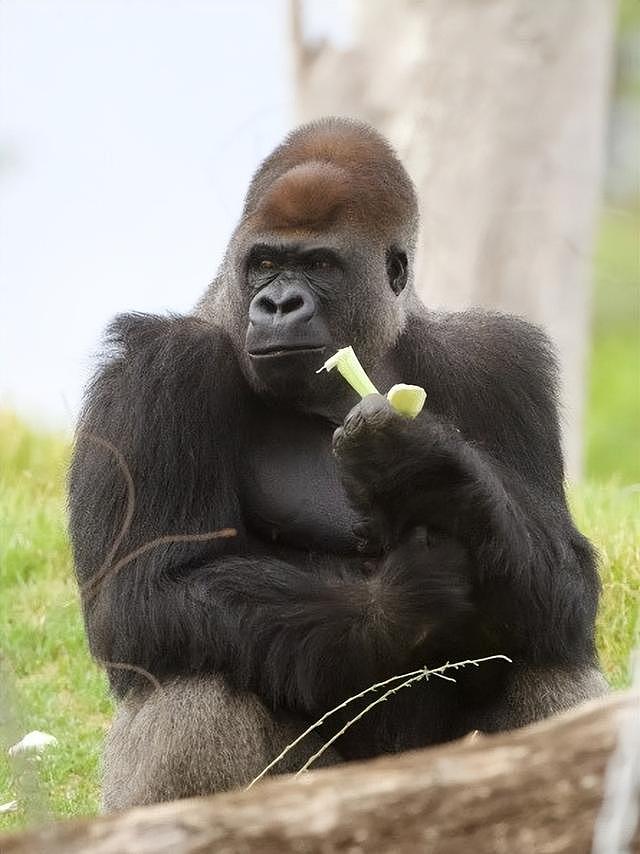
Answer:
[[386, 247, 408, 295]]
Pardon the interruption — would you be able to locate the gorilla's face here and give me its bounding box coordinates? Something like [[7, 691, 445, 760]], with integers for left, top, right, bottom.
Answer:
[[240, 236, 409, 410], [245, 242, 337, 362], [198, 119, 419, 414]]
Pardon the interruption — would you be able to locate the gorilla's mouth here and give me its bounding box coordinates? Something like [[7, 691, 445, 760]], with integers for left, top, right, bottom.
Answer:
[[248, 344, 326, 358]]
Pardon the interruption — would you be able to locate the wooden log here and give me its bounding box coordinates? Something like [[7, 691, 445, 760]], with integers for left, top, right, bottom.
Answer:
[[2, 692, 638, 854]]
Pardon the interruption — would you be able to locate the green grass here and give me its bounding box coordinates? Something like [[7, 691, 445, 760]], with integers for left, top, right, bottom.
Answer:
[[585, 209, 640, 482], [569, 484, 639, 688], [0, 413, 113, 831], [0, 414, 638, 833]]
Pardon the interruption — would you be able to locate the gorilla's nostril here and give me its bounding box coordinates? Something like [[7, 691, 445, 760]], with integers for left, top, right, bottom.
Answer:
[[281, 295, 304, 314], [259, 296, 278, 315]]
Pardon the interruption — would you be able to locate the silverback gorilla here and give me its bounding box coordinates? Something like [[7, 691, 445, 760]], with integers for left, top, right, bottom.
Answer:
[[69, 118, 607, 810]]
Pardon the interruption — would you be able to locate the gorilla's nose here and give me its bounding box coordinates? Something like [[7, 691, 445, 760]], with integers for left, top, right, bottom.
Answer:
[[249, 283, 316, 327]]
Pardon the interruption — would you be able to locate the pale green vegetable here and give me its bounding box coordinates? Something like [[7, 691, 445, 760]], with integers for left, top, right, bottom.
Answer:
[[386, 383, 427, 418], [317, 346, 426, 418], [318, 346, 379, 398]]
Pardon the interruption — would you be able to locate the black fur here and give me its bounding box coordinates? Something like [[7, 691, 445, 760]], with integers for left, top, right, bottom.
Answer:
[[68, 118, 606, 806]]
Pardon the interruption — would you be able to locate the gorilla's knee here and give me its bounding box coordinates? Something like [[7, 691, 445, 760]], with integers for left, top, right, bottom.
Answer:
[[468, 665, 610, 735], [102, 675, 342, 811]]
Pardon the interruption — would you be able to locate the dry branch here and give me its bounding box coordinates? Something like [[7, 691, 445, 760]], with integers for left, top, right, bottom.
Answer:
[[2, 691, 638, 854]]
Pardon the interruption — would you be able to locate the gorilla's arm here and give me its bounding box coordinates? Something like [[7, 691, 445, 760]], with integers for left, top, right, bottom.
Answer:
[[69, 314, 470, 711], [335, 315, 601, 670], [87, 539, 470, 711]]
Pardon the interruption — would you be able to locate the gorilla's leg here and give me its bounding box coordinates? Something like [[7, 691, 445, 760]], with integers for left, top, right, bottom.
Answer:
[[461, 665, 609, 734], [102, 675, 343, 811]]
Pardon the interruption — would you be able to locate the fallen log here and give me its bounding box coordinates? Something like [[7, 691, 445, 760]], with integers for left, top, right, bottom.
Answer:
[[2, 691, 638, 854]]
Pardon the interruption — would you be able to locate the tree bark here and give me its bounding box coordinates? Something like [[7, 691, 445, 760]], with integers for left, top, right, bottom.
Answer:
[[2, 692, 638, 854], [290, 0, 616, 479]]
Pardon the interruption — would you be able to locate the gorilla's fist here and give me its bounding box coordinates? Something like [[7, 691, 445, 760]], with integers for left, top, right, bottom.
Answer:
[[333, 393, 475, 547]]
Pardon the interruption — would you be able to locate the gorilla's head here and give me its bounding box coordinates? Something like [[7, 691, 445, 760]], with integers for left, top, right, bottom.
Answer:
[[198, 118, 420, 412]]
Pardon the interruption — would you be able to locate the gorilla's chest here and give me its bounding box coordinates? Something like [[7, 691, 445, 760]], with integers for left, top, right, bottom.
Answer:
[[243, 412, 364, 554]]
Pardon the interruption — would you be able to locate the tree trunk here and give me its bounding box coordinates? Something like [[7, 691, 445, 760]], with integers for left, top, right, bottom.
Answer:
[[2, 692, 638, 854], [290, 0, 616, 479]]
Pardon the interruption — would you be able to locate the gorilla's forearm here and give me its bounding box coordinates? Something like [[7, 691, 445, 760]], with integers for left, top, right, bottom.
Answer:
[[86, 541, 471, 711], [427, 436, 600, 667], [336, 403, 600, 668]]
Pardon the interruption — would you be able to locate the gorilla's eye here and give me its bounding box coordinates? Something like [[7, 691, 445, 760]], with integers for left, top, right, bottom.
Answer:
[[306, 254, 337, 273]]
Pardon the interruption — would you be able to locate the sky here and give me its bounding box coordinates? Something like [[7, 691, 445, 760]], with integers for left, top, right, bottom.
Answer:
[[0, 0, 350, 428]]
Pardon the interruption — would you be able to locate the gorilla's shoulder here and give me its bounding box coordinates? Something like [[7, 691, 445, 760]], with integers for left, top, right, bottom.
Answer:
[[103, 312, 234, 362], [444, 309, 556, 373], [404, 308, 558, 387], [399, 308, 561, 432]]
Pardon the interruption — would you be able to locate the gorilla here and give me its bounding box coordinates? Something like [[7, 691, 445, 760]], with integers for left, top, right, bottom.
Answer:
[[69, 117, 607, 811]]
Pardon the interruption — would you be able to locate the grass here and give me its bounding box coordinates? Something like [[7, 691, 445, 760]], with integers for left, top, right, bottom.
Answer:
[[0, 413, 113, 831], [569, 484, 639, 688], [585, 209, 640, 483]]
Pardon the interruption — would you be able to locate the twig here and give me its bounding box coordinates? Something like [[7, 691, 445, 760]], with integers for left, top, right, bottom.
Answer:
[[82, 529, 237, 598], [296, 669, 438, 776], [94, 660, 164, 694], [78, 432, 236, 599], [247, 654, 511, 789], [79, 433, 135, 597]]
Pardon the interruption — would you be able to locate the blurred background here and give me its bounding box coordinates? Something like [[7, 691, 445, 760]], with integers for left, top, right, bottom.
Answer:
[[1, 0, 638, 482], [0, 2, 638, 829]]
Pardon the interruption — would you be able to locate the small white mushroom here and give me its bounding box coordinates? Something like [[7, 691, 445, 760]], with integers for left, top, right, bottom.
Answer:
[[8, 731, 58, 757]]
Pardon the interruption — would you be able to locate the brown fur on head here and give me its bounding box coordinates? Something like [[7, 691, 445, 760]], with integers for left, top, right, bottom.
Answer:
[[256, 161, 350, 232], [242, 117, 419, 247], [198, 117, 422, 368]]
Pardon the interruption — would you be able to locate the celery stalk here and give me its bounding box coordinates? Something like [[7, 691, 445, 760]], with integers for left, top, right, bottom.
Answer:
[[318, 347, 426, 418], [317, 346, 379, 398], [386, 383, 427, 418]]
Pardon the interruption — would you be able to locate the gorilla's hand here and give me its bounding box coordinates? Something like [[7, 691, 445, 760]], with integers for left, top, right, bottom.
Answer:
[[380, 527, 474, 641], [333, 394, 480, 547]]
